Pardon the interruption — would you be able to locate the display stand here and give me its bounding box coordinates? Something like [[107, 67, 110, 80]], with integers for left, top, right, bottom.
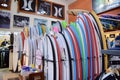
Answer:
[[101, 50, 120, 68], [101, 50, 120, 56]]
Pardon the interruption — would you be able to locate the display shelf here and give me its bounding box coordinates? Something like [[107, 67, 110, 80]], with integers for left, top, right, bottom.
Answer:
[[101, 50, 120, 56], [104, 30, 120, 34], [99, 17, 120, 22]]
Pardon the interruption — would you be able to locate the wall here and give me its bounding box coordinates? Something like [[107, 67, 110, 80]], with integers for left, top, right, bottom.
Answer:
[[68, 0, 120, 23], [98, 8, 120, 15], [68, 0, 92, 23], [0, 0, 68, 32]]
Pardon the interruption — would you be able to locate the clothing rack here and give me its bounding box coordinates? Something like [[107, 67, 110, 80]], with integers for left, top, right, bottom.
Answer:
[[96, 50, 120, 80], [109, 60, 120, 65], [101, 50, 120, 66]]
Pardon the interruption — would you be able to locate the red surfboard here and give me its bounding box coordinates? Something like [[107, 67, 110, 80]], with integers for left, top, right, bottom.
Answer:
[[67, 27, 82, 80], [84, 14, 99, 77], [52, 36, 62, 80], [82, 15, 95, 79], [20, 31, 25, 66], [77, 16, 91, 80]]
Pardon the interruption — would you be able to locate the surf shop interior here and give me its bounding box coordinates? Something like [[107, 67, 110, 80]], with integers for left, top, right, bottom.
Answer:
[[0, 0, 120, 80]]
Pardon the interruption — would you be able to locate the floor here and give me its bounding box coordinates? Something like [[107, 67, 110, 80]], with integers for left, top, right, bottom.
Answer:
[[0, 68, 19, 80], [0, 68, 9, 80]]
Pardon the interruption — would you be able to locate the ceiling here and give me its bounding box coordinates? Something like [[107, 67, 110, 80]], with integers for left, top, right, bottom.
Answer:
[[61, 0, 76, 5]]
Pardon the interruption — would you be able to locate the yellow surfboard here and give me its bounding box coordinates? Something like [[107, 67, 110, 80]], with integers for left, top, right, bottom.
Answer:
[[90, 11, 108, 70]]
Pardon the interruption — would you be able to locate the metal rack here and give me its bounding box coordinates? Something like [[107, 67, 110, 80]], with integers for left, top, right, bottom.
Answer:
[[101, 50, 120, 56], [101, 50, 120, 68]]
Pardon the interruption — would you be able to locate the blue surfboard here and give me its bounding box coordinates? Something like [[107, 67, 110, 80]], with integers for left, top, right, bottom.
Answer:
[[71, 21, 88, 80], [78, 13, 93, 80], [63, 29, 76, 80]]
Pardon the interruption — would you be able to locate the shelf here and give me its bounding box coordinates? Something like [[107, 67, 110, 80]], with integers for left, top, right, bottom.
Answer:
[[101, 50, 120, 56], [99, 17, 120, 22], [104, 30, 120, 34]]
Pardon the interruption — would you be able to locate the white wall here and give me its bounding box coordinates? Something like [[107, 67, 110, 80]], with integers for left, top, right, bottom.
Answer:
[[0, 0, 68, 32]]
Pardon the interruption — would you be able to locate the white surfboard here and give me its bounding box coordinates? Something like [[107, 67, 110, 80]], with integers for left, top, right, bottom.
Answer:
[[50, 35, 59, 80], [13, 34, 19, 72], [88, 13, 103, 73], [56, 33, 70, 80], [44, 35, 54, 80]]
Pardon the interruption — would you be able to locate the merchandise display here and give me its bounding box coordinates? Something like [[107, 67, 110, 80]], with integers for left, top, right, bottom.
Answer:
[[98, 39, 120, 80], [10, 10, 108, 80], [63, 30, 76, 80], [0, 0, 119, 80]]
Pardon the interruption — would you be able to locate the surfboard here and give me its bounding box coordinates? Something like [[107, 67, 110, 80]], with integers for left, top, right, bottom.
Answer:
[[20, 32, 25, 66], [83, 13, 99, 78], [29, 38, 33, 66], [13, 34, 19, 72], [67, 27, 82, 80], [43, 35, 55, 80], [18, 33, 23, 72], [75, 20, 89, 79], [47, 35, 58, 80], [69, 23, 86, 80], [23, 37, 31, 66], [13, 33, 22, 72], [90, 11, 107, 70], [60, 32, 73, 80], [88, 13, 103, 73], [52, 35, 62, 80], [82, 14, 96, 79], [84, 13, 104, 76], [49, 35, 59, 80], [63, 29, 76, 80], [77, 14, 93, 80], [94, 27, 103, 74], [9, 49, 13, 70], [76, 16, 91, 80], [31, 38, 35, 65], [56, 32, 71, 80]]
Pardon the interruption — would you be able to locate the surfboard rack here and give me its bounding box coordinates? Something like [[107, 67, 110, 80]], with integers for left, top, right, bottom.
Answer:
[[67, 9, 90, 16]]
